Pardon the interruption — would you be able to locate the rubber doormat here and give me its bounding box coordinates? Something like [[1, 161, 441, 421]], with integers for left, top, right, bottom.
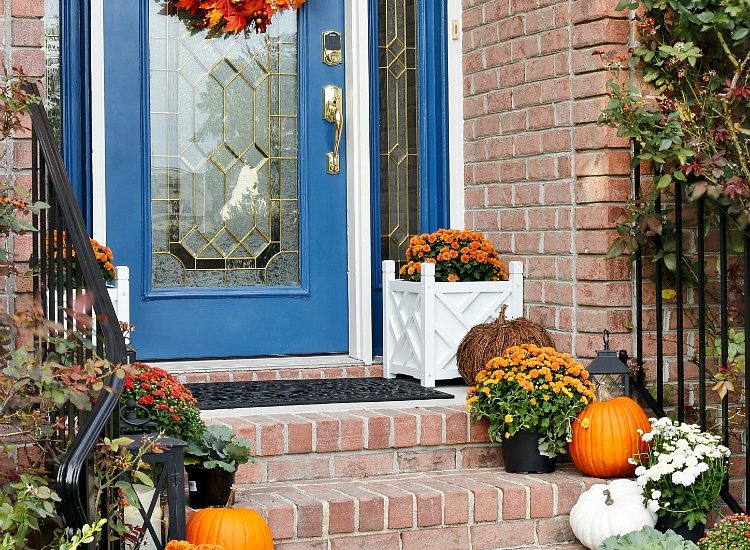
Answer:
[[186, 377, 454, 410]]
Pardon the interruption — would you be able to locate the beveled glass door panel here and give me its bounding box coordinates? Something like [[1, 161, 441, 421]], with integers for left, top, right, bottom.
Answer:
[[378, 0, 420, 265], [105, 1, 348, 359], [149, 4, 299, 288]]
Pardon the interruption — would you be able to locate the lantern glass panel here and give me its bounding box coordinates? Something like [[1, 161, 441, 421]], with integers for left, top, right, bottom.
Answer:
[[591, 373, 627, 398]]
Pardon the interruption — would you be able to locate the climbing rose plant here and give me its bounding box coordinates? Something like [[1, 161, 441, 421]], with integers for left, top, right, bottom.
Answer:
[[602, 0, 750, 264]]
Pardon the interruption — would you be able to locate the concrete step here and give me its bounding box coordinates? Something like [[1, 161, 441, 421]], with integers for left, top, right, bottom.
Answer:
[[233, 466, 598, 549], [206, 405, 500, 484]]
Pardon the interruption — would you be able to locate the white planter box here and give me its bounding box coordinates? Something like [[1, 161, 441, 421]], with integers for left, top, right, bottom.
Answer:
[[383, 260, 524, 387], [47, 266, 130, 325]]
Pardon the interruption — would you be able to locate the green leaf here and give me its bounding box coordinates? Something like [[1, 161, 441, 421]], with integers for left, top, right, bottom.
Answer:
[[132, 470, 154, 487], [605, 238, 626, 260], [656, 174, 672, 189], [697, 11, 715, 23], [733, 27, 749, 40]]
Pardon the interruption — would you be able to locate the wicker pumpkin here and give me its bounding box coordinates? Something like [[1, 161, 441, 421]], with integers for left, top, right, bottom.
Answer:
[[569, 386, 651, 478], [186, 489, 273, 550], [456, 305, 555, 384]]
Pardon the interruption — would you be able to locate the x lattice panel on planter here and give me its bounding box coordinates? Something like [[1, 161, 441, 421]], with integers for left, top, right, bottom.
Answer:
[[383, 260, 524, 387]]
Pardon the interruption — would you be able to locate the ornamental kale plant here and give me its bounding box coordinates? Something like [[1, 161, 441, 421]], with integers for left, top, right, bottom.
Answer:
[[632, 418, 730, 529], [601, 526, 698, 550], [184, 424, 252, 472]]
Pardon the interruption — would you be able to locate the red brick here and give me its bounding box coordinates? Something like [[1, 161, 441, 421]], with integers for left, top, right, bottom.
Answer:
[[459, 446, 503, 469], [329, 533, 400, 550], [273, 488, 324, 538], [336, 486, 385, 532], [237, 493, 294, 540], [401, 527, 470, 550], [12, 0, 43, 17], [267, 457, 329, 482], [255, 418, 284, 456], [418, 409, 444, 446], [334, 452, 394, 478], [367, 483, 414, 529], [11, 18, 42, 47], [471, 520, 536, 549], [11, 49, 44, 77], [537, 515, 577, 544], [397, 449, 456, 473], [339, 413, 365, 451]]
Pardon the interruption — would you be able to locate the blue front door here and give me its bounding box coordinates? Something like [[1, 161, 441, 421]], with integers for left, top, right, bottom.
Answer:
[[104, 1, 348, 360]]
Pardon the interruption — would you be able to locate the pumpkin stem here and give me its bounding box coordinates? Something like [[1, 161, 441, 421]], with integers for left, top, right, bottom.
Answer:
[[603, 489, 614, 506], [226, 485, 237, 508], [496, 304, 508, 325], [596, 383, 613, 403]]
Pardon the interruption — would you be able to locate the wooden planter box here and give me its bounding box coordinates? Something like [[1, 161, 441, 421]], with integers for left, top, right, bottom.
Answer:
[[382, 260, 524, 387]]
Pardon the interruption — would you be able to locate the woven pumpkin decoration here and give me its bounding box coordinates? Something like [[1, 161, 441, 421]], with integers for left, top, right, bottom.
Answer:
[[569, 385, 651, 478], [456, 305, 555, 384], [186, 488, 273, 550]]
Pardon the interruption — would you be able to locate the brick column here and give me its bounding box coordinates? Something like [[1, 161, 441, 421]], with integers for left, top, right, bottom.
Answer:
[[463, 0, 634, 359], [3, 0, 44, 312]]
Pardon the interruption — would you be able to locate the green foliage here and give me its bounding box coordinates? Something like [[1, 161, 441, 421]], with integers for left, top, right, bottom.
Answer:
[[600, 526, 698, 550], [466, 344, 596, 458], [699, 513, 750, 549], [185, 424, 253, 472]]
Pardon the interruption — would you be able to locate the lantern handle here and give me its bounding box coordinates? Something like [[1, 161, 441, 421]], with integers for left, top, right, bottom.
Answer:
[[603, 329, 610, 350]]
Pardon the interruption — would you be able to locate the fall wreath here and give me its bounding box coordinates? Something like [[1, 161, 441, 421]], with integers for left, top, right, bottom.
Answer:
[[168, 0, 307, 36]]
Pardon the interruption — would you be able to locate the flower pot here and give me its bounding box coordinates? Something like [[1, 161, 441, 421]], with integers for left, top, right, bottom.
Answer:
[[656, 515, 706, 543], [186, 465, 236, 508], [382, 259, 524, 387], [501, 430, 556, 473]]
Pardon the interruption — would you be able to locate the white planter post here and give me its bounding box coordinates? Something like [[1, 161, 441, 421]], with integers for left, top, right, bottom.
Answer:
[[109, 265, 130, 325], [382, 260, 396, 379], [383, 259, 525, 387], [420, 262, 436, 387]]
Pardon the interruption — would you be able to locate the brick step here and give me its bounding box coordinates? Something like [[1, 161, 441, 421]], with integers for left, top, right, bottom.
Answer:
[[207, 405, 498, 484], [174, 364, 383, 384], [233, 466, 598, 549]]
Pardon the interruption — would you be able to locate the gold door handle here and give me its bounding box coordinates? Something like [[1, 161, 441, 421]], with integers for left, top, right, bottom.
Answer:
[[323, 85, 343, 175]]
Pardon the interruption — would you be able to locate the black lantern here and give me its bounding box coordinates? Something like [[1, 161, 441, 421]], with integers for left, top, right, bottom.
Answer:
[[120, 402, 186, 550], [587, 330, 631, 397]]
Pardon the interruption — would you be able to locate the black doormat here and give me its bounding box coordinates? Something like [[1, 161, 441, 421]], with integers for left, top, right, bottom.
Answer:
[[185, 377, 454, 410]]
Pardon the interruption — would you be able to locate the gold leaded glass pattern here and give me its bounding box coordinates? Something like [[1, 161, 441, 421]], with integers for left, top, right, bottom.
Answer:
[[378, 0, 420, 264], [149, 2, 299, 288], [44, 0, 61, 140]]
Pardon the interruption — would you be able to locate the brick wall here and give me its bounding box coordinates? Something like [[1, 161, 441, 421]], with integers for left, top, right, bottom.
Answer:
[[462, 0, 633, 359], [3, 0, 44, 313]]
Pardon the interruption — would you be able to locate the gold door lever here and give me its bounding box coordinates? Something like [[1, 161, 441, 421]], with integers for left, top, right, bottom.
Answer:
[[323, 85, 343, 175]]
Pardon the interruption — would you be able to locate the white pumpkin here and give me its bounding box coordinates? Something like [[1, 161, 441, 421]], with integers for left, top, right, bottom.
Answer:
[[569, 479, 657, 549]]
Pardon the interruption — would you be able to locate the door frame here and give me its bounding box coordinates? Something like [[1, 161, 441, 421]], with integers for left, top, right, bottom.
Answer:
[[88, 0, 464, 364]]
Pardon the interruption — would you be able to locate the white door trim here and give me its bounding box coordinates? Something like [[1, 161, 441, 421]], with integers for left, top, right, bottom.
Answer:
[[447, 0, 465, 229], [344, 0, 373, 364], [91, 0, 106, 243]]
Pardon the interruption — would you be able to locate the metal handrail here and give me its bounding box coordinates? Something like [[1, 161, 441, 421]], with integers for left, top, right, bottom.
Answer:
[[25, 83, 128, 530]]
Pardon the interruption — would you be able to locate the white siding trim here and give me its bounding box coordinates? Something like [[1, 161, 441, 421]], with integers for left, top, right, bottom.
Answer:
[[447, 0, 465, 229]]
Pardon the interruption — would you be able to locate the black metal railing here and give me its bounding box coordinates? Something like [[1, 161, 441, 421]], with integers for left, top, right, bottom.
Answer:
[[26, 84, 128, 541], [632, 160, 750, 514]]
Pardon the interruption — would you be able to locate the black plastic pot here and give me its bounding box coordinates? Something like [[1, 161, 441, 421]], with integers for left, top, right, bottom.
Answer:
[[656, 515, 706, 543], [501, 430, 556, 473], [186, 465, 236, 508]]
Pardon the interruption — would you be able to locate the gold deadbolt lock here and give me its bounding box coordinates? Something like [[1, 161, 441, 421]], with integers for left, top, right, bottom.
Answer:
[[322, 31, 343, 66], [323, 85, 343, 175]]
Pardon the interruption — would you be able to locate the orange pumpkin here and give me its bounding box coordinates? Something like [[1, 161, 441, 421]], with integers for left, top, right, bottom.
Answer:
[[186, 489, 273, 550], [569, 386, 651, 478]]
